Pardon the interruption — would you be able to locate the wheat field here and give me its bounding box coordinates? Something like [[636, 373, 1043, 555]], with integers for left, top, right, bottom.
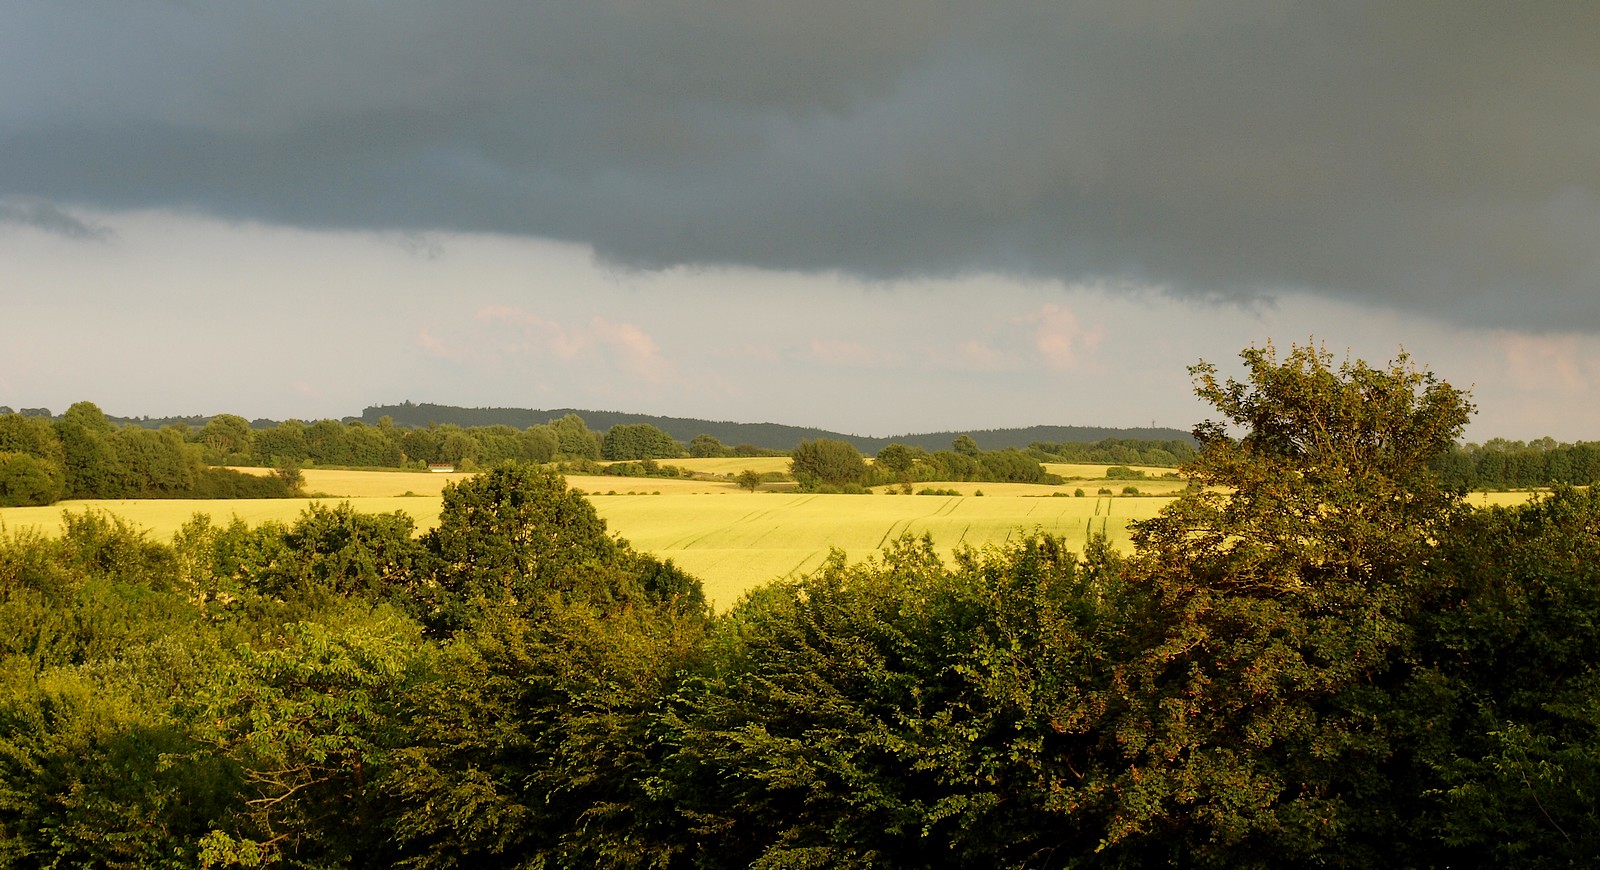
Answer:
[[0, 468, 1539, 609]]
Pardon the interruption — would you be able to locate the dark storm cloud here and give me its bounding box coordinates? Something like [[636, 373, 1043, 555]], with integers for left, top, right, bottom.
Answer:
[[0, 198, 111, 241], [3, 1, 1597, 327]]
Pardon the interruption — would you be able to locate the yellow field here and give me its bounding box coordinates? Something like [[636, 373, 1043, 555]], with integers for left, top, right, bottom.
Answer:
[[299, 468, 478, 497], [588, 491, 1166, 607], [0, 497, 451, 538], [652, 457, 793, 476], [1044, 462, 1182, 479], [565, 474, 769, 495], [0, 468, 1546, 610], [0, 465, 1171, 608]]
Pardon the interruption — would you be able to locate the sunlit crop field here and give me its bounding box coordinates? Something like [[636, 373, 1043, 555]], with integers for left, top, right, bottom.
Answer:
[[587, 491, 1168, 606], [0, 477, 1170, 610], [652, 457, 792, 476], [0, 468, 1545, 610]]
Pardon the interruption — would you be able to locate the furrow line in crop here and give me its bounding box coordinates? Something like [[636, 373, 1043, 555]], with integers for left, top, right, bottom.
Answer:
[[875, 518, 911, 550]]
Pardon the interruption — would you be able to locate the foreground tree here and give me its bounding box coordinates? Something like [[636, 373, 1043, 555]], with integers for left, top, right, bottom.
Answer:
[[653, 534, 1129, 867], [1103, 341, 1474, 863]]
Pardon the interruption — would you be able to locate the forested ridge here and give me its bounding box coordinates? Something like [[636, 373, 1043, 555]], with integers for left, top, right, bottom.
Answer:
[[3, 344, 1600, 866], [1, 404, 1192, 507], [359, 402, 1193, 454]]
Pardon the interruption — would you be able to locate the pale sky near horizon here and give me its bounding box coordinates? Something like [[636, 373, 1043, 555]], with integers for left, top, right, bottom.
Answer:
[[3, 3, 1599, 442]]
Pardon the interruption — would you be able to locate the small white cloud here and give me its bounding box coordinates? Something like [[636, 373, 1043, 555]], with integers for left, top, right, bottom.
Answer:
[[1026, 303, 1103, 370], [474, 306, 672, 382], [1494, 331, 1589, 392], [588, 316, 669, 382]]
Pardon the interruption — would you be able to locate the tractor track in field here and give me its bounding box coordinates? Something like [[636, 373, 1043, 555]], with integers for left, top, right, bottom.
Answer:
[[673, 495, 821, 550], [668, 503, 782, 550]]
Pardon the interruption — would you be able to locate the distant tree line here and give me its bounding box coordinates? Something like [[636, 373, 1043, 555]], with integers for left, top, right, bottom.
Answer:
[[1432, 437, 1600, 490], [360, 402, 1196, 454], [4, 347, 1600, 865], [0, 403, 296, 507], [117, 412, 775, 472], [1026, 436, 1197, 467], [791, 436, 1067, 493]]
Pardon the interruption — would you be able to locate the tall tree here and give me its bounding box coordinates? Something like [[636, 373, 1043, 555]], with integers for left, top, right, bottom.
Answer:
[[1102, 341, 1474, 863], [54, 401, 126, 498], [548, 414, 600, 460], [199, 414, 255, 464]]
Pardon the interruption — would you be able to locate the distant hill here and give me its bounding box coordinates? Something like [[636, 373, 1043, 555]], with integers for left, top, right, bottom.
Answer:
[[361, 402, 1192, 453]]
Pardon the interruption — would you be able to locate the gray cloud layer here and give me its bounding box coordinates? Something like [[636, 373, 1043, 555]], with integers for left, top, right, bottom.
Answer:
[[4, 1, 1597, 327]]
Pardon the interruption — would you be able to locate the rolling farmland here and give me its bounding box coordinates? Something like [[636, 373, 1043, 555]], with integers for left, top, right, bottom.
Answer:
[[0, 468, 1541, 609]]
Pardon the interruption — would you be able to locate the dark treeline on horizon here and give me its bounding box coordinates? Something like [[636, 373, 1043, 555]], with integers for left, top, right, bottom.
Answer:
[[360, 400, 1197, 454], [0, 402, 1197, 455], [3, 405, 1206, 508], [2, 345, 1598, 866]]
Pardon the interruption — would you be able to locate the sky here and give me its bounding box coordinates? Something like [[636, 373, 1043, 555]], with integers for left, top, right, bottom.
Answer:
[[3, 2, 1598, 442]]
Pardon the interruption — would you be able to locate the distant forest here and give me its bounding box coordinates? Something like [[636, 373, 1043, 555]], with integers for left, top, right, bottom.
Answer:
[[359, 401, 1195, 454]]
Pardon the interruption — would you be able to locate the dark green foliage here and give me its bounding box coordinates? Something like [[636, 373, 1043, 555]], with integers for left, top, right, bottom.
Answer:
[[363, 402, 1193, 455], [0, 414, 64, 463], [420, 463, 705, 632], [199, 414, 255, 464], [602, 424, 685, 461], [873, 443, 918, 475], [1029, 437, 1197, 468], [689, 433, 732, 458], [1404, 487, 1600, 863], [0, 653, 237, 869], [653, 534, 1129, 868], [55, 401, 127, 498], [386, 598, 705, 869], [978, 448, 1054, 483], [1103, 342, 1473, 864], [928, 450, 982, 481], [113, 426, 197, 495], [0, 453, 65, 506], [1434, 437, 1600, 490], [194, 608, 430, 868], [789, 438, 867, 491], [187, 467, 296, 499], [549, 414, 602, 460], [253, 502, 425, 600], [600, 459, 688, 479], [254, 418, 310, 466]]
